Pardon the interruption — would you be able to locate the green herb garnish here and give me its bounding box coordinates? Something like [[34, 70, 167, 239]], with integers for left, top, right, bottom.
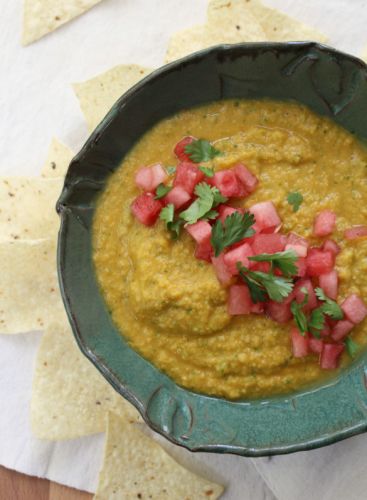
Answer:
[[287, 192, 303, 212], [155, 183, 172, 199], [290, 287, 309, 334], [180, 183, 227, 224], [184, 139, 222, 163], [211, 212, 255, 257], [308, 308, 325, 338], [159, 204, 184, 239], [315, 287, 344, 320], [166, 166, 176, 175], [199, 166, 215, 177], [345, 337, 360, 358], [249, 250, 298, 277], [237, 263, 294, 303]]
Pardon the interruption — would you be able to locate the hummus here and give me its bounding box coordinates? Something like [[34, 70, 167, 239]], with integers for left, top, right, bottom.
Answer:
[[93, 99, 367, 399]]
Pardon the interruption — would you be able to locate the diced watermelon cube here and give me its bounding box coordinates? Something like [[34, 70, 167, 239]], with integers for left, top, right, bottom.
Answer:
[[164, 186, 191, 209], [223, 242, 253, 275], [290, 327, 309, 357], [320, 343, 344, 369], [185, 220, 212, 244], [319, 270, 338, 300], [174, 136, 196, 162], [227, 284, 253, 315], [295, 257, 307, 277], [249, 201, 281, 233], [194, 239, 213, 262], [344, 225, 367, 240], [322, 239, 341, 256], [251, 233, 286, 255], [341, 294, 367, 324], [294, 279, 317, 311], [309, 337, 323, 354], [135, 163, 167, 192], [313, 210, 336, 237], [212, 170, 245, 198], [306, 249, 335, 277], [211, 254, 233, 286], [130, 193, 162, 226], [217, 205, 243, 223], [250, 261, 271, 273], [285, 232, 309, 257], [173, 162, 204, 195], [320, 322, 331, 337], [266, 298, 293, 323], [233, 163, 258, 193], [331, 320, 354, 341]]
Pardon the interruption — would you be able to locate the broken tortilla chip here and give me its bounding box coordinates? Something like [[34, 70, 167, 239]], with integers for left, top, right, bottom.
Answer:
[[73, 65, 152, 131], [31, 320, 140, 440], [0, 177, 62, 241], [94, 413, 224, 499], [41, 138, 73, 178], [22, 0, 104, 46], [0, 239, 66, 334], [244, 0, 328, 43]]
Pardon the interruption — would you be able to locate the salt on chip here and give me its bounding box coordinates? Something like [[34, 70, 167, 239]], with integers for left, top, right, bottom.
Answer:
[[94, 413, 224, 500], [236, 0, 327, 43], [41, 138, 73, 178], [22, 0, 104, 46], [0, 239, 66, 334], [0, 177, 62, 241], [31, 320, 140, 440], [73, 65, 152, 131]]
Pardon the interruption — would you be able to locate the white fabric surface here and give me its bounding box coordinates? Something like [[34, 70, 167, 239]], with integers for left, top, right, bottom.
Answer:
[[1, 0, 367, 498]]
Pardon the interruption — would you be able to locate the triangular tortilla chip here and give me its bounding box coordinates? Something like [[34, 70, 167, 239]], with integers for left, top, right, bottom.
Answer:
[[0, 239, 66, 334], [73, 65, 152, 131], [31, 320, 140, 440], [243, 0, 327, 43], [0, 177, 62, 241], [22, 0, 104, 45], [94, 413, 224, 499], [41, 138, 73, 178]]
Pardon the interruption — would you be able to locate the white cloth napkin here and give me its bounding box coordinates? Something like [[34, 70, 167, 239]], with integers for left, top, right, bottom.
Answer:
[[1, 0, 367, 498]]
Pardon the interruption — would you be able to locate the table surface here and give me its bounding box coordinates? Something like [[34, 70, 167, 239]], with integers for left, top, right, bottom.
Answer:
[[0, 466, 92, 500]]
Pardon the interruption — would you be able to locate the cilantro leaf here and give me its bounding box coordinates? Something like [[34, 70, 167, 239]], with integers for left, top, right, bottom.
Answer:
[[287, 192, 303, 212], [155, 183, 172, 199], [291, 300, 308, 334], [159, 204, 184, 239], [179, 183, 227, 224], [315, 288, 344, 320], [239, 271, 267, 303], [308, 308, 325, 338], [166, 166, 176, 175], [249, 250, 298, 277], [184, 139, 222, 163], [345, 337, 360, 358], [160, 204, 174, 225], [211, 212, 256, 257], [205, 210, 219, 220], [199, 166, 215, 177], [237, 263, 294, 303]]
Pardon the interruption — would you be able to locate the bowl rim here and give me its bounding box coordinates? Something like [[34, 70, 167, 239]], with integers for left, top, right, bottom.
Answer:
[[57, 40, 367, 457]]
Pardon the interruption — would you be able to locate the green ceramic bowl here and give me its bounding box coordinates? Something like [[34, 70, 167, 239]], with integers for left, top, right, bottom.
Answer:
[[57, 42, 367, 456]]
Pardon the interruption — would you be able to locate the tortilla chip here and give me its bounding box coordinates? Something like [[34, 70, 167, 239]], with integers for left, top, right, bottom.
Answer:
[[73, 65, 152, 131], [94, 413, 224, 499], [242, 0, 327, 43], [0, 177, 62, 241], [165, 21, 263, 63], [41, 138, 73, 178], [22, 0, 103, 46], [31, 320, 140, 440], [0, 239, 66, 334]]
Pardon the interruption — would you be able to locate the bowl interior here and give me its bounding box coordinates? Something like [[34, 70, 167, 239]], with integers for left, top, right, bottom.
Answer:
[[57, 42, 367, 456]]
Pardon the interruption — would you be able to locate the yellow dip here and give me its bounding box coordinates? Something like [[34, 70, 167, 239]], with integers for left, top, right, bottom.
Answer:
[[93, 100, 367, 399]]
